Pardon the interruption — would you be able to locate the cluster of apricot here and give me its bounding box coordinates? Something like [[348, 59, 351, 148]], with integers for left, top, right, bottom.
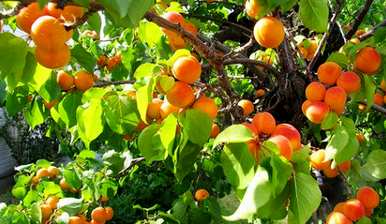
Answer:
[[302, 62, 361, 124], [16, 2, 83, 68], [310, 149, 351, 178], [242, 112, 302, 162], [373, 79, 386, 107], [89, 207, 114, 224], [31, 165, 60, 186], [40, 195, 60, 223], [57, 70, 95, 92], [297, 39, 318, 61], [326, 186, 380, 224], [97, 54, 122, 71], [244, 0, 285, 49], [161, 12, 198, 51]]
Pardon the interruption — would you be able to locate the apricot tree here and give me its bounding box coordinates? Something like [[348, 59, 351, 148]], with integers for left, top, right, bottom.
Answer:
[[0, 0, 385, 223]]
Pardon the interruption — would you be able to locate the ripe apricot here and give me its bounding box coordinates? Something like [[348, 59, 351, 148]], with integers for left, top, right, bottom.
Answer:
[[105, 207, 114, 221], [305, 81, 326, 101], [167, 32, 186, 50], [162, 12, 184, 24], [355, 29, 366, 37], [374, 92, 384, 106], [324, 86, 347, 115], [35, 44, 70, 69], [238, 99, 254, 116], [317, 62, 342, 85], [69, 216, 82, 224], [90, 220, 105, 224], [194, 189, 209, 201], [256, 89, 266, 97], [254, 16, 285, 48], [44, 3, 62, 18], [43, 99, 59, 110], [97, 55, 108, 67], [192, 95, 218, 119], [210, 123, 220, 138], [147, 98, 163, 120], [334, 202, 346, 213], [252, 112, 276, 135], [172, 56, 201, 84], [354, 47, 381, 74], [91, 207, 107, 223], [59, 178, 70, 190], [365, 208, 373, 217], [31, 16, 72, 50], [380, 80, 386, 92], [31, 176, 40, 185], [358, 103, 366, 111], [62, 5, 85, 22], [356, 133, 365, 143], [337, 71, 361, 94], [356, 186, 380, 209], [47, 166, 60, 178], [342, 199, 365, 221], [36, 168, 50, 178], [326, 212, 352, 224], [301, 100, 313, 114], [243, 122, 259, 138], [306, 40, 318, 60], [182, 21, 198, 35], [245, 0, 261, 18], [57, 71, 74, 91], [74, 71, 94, 92], [272, 123, 301, 150], [310, 150, 330, 170], [16, 2, 45, 33], [160, 100, 180, 119], [267, 135, 293, 160], [247, 140, 260, 162], [305, 101, 329, 124], [41, 204, 53, 221], [46, 196, 59, 209], [323, 165, 338, 178], [166, 81, 195, 108], [338, 161, 351, 173], [107, 54, 122, 71]]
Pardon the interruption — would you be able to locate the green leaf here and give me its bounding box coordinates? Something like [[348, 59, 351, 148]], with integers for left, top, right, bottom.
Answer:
[[325, 126, 349, 161], [220, 143, 255, 190], [138, 124, 167, 163], [174, 141, 201, 181], [335, 134, 359, 164], [57, 198, 83, 216], [58, 92, 82, 128], [321, 112, 338, 130], [288, 172, 321, 224], [102, 92, 140, 134], [327, 52, 350, 68], [24, 100, 45, 129], [76, 99, 104, 147], [81, 87, 109, 103], [38, 73, 61, 102], [30, 203, 42, 223], [258, 185, 290, 220], [138, 21, 163, 47], [134, 63, 159, 79], [71, 44, 96, 72], [363, 76, 376, 108], [30, 64, 52, 92], [269, 155, 292, 196], [136, 77, 155, 123], [213, 124, 254, 148], [23, 190, 41, 206], [167, 49, 191, 66], [299, 0, 328, 32], [159, 114, 177, 155], [63, 169, 82, 189], [5, 85, 29, 116], [180, 109, 212, 146], [87, 13, 101, 33], [361, 150, 386, 180], [223, 166, 271, 221]]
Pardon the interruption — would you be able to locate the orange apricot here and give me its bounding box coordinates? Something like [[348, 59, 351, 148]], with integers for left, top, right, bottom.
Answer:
[[365, 208, 373, 217], [192, 95, 218, 119], [31, 16, 72, 50], [336, 71, 361, 94], [253, 16, 285, 48], [43, 99, 59, 110], [342, 199, 365, 221], [91, 207, 106, 223], [44, 3, 62, 18], [306, 40, 318, 60], [182, 21, 198, 35], [162, 12, 184, 24], [16, 2, 45, 33], [267, 135, 293, 160], [305, 81, 326, 101], [160, 100, 180, 119], [252, 112, 276, 135], [256, 89, 266, 97], [97, 55, 108, 67], [105, 207, 114, 221], [57, 71, 74, 91], [354, 47, 381, 74], [147, 98, 163, 120], [310, 150, 330, 170], [69, 216, 83, 224], [317, 62, 342, 85], [41, 204, 53, 221], [210, 123, 220, 138], [61, 5, 85, 22], [324, 86, 347, 114], [355, 29, 366, 37], [245, 0, 261, 19], [166, 81, 195, 108], [326, 212, 352, 224], [36, 168, 50, 178], [46, 196, 59, 209], [238, 99, 254, 116], [272, 123, 301, 150], [380, 80, 386, 92], [35, 44, 71, 69], [247, 140, 260, 162], [301, 99, 313, 114], [334, 202, 346, 213], [338, 161, 351, 173], [47, 166, 60, 178], [172, 56, 201, 84], [59, 178, 70, 191], [356, 133, 365, 143], [323, 165, 339, 178], [74, 71, 94, 92], [194, 189, 209, 201], [374, 92, 384, 106], [107, 54, 122, 71], [356, 186, 380, 209], [305, 101, 330, 124]]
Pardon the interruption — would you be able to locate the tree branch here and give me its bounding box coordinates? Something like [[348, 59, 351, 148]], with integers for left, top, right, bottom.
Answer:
[[345, 0, 374, 40], [94, 80, 135, 87], [358, 19, 386, 41]]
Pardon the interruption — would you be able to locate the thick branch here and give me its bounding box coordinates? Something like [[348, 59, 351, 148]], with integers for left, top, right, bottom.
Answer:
[[223, 58, 278, 76], [358, 19, 386, 41], [345, 0, 374, 40]]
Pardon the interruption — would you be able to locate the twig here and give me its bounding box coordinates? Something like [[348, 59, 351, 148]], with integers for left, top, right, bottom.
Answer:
[[116, 157, 145, 177], [94, 80, 134, 87], [223, 58, 278, 76], [358, 19, 386, 41], [345, 0, 375, 40], [359, 101, 386, 115], [187, 14, 252, 34]]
